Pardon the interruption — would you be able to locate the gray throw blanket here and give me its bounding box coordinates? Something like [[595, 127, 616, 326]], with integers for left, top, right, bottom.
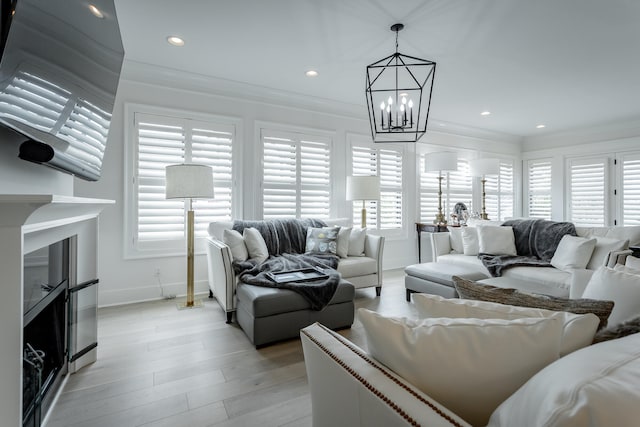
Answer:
[[232, 218, 327, 255], [233, 253, 340, 310], [479, 219, 577, 277], [232, 218, 339, 310]]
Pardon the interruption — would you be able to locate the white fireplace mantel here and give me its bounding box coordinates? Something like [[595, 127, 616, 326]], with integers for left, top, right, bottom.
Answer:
[[0, 194, 113, 426]]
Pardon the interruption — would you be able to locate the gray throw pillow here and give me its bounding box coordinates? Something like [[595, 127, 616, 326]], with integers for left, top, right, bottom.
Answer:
[[305, 226, 340, 255], [453, 276, 615, 330]]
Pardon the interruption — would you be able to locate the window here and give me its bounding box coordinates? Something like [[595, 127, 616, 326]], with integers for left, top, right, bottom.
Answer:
[[567, 157, 609, 226], [261, 129, 331, 219], [420, 157, 471, 223], [526, 159, 552, 220], [484, 159, 514, 221], [129, 111, 235, 255], [351, 145, 404, 230], [621, 153, 640, 226]]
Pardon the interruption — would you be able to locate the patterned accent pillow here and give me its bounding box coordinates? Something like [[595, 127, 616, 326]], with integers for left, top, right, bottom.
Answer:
[[453, 276, 614, 330], [305, 226, 340, 255]]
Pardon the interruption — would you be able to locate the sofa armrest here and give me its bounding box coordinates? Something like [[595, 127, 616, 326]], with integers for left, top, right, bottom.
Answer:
[[430, 232, 453, 260], [301, 323, 470, 427], [205, 237, 236, 315], [364, 234, 385, 282]]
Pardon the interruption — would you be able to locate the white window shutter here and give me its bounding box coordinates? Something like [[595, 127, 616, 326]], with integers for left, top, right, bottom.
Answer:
[[446, 159, 472, 219], [527, 159, 552, 220], [351, 146, 379, 228], [262, 130, 331, 220], [621, 154, 640, 226], [569, 158, 607, 226], [419, 154, 440, 223], [379, 149, 403, 229], [484, 160, 514, 221]]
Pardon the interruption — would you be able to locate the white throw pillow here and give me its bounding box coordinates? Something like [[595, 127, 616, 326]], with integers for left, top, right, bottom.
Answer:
[[358, 308, 562, 427], [461, 226, 479, 256], [487, 333, 640, 427], [478, 225, 517, 256], [586, 236, 628, 270], [413, 293, 599, 356], [614, 263, 640, 275], [447, 226, 464, 253], [335, 226, 352, 258], [242, 227, 269, 263], [582, 266, 640, 326], [222, 229, 248, 262], [626, 255, 640, 270], [347, 227, 367, 256], [550, 235, 597, 271]]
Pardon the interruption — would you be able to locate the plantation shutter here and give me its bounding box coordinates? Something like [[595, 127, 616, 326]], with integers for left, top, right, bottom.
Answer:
[[568, 158, 608, 226], [527, 159, 552, 220], [58, 99, 110, 171], [262, 130, 331, 220], [351, 145, 403, 230], [134, 113, 235, 245], [621, 153, 640, 226], [419, 155, 440, 223], [445, 159, 472, 219], [484, 160, 514, 221]]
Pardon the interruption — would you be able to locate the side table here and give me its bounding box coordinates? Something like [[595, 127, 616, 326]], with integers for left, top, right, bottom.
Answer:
[[416, 222, 448, 263]]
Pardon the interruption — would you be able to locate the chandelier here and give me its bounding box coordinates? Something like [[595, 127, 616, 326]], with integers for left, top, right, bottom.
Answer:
[[366, 23, 436, 143]]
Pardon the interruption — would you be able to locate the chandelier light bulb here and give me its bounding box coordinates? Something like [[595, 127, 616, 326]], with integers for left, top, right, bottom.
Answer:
[[380, 101, 386, 111], [408, 99, 414, 108], [402, 96, 407, 105], [386, 105, 391, 113], [400, 104, 405, 112], [387, 96, 393, 106]]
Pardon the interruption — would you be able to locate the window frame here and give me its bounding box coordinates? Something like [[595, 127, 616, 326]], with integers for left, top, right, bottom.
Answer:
[[524, 158, 553, 220], [124, 103, 242, 259]]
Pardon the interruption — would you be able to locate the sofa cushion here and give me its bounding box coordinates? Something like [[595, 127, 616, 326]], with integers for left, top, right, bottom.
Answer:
[[404, 262, 489, 286], [501, 266, 571, 291], [479, 276, 570, 298], [586, 236, 629, 270], [447, 226, 464, 253], [348, 227, 367, 256], [413, 293, 599, 356], [454, 277, 615, 329], [243, 227, 269, 263], [582, 266, 640, 326], [208, 220, 234, 240], [223, 229, 248, 262], [550, 235, 596, 271], [358, 308, 563, 427], [627, 256, 640, 269], [337, 256, 377, 278], [478, 225, 517, 256], [487, 332, 640, 427], [576, 225, 640, 246], [237, 279, 354, 318], [305, 226, 339, 255], [335, 226, 351, 258], [461, 226, 479, 255]]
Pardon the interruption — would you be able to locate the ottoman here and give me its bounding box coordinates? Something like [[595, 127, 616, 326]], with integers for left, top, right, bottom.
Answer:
[[404, 262, 489, 301], [236, 279, 355, 347]]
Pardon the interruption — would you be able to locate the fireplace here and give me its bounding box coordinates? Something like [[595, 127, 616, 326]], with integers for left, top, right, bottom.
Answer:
[[22, 239, 70, 427]]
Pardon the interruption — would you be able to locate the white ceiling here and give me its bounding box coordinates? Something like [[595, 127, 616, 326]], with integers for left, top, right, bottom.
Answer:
[[114, 0, 640, 138]]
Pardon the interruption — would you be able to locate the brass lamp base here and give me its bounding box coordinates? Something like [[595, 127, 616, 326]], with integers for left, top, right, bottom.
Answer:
[[177, 299, 204, 310], [433, 214, 447, 225]]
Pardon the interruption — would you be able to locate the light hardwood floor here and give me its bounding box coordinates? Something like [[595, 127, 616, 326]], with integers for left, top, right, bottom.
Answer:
[[46, 268, 416, 427]]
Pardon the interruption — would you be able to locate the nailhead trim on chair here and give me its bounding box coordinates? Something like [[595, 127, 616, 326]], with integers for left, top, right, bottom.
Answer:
[[302, 323, 464, 427]]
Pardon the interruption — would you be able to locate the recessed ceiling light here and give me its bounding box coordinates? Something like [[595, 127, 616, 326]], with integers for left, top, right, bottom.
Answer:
[[480, 111, 491, 116], [305, 70, 318, 77], [536, 124, 546, 129], [88, 4, 104, 18], [167, 36, 185, 47]]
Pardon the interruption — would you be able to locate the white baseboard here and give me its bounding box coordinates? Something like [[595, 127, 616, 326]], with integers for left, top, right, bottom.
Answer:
[[98, 279, 209, 307]]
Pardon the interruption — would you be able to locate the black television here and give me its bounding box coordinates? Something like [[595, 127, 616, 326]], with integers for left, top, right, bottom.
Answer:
[[0, 0, 124, 181]]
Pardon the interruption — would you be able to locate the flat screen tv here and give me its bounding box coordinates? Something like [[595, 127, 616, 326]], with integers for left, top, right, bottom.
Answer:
[[0, 0, 124, 181]]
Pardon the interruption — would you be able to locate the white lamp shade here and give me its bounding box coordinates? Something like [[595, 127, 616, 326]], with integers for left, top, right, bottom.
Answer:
[[165, 164, 214, 199], [425, 152, 458, 173], [346, 175, 380, 201], [470, 158, 500, 177]]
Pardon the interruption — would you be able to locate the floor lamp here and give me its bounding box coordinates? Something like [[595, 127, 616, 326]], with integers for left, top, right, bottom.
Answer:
[[346, 175, 380, 228], [470, 158, 500, 220], [165, 164, 214, 309], [424, 152, 458, 225]]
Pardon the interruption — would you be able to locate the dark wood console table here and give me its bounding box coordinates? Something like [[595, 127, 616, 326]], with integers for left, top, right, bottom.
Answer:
[[416, 222, 448, 263]]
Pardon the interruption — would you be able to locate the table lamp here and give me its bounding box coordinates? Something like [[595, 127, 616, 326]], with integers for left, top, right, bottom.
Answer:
[[346, 175, 380, 228], [470, 158, 500, 220], [425, 152, 458, 224]]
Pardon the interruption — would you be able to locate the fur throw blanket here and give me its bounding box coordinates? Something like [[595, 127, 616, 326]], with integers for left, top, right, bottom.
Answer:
[[479, 219, 577, 277], [233, 253, 340, 310], [232, 218, 327, 255]]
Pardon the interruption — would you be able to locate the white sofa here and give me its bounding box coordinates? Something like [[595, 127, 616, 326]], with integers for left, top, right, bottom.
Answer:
[[301, 321, 640, 427], [407, 223, 640, 299], [205, 219, 385, 323]]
